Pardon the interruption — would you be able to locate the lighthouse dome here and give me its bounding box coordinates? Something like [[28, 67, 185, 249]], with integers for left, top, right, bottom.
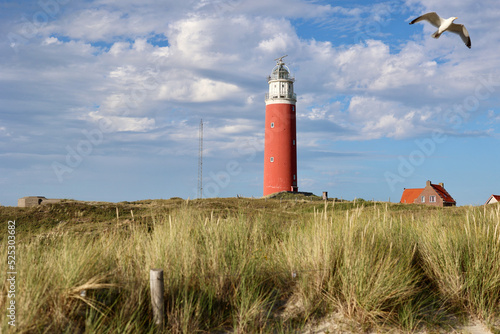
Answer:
[[271, 63, 291, 80], [268, 55, 294, 81]]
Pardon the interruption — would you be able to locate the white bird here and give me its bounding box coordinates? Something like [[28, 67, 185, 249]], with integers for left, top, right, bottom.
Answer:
[[409, 12, 471, 49]]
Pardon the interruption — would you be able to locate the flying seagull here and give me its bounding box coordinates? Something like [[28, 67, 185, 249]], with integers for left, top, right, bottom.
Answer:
[[409, 12, 471, 48]]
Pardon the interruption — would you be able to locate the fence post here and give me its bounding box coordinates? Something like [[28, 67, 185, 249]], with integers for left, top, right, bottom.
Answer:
[[150, 269, 165, 328]]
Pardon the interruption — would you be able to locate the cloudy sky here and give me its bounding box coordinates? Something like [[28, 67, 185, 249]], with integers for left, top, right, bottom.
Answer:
[[1, 0, 499, 206]]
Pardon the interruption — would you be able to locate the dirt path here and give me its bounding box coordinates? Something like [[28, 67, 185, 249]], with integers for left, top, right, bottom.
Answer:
[[301, 314, 494, 334], [459, 322, 492, 334]]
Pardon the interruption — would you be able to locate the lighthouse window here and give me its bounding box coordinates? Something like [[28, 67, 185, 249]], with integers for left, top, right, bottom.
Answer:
[[293, 174, 296, 180], [292, 140, 295, 145], [270, 157, 274, 162], [270, 122, 274, 128], [292, 106, 295, 111]]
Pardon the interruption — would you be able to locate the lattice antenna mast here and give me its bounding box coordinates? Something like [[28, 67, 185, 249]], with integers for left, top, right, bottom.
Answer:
[[197, 119, 203, 199]]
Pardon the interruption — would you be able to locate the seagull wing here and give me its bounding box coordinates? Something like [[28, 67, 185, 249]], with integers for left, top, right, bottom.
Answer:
[[409, 12, 443, 28], [448, 23, 471, 48]]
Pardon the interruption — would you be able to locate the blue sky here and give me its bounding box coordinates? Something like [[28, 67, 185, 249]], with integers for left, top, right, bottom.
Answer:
[[1, 0, 499, 206]]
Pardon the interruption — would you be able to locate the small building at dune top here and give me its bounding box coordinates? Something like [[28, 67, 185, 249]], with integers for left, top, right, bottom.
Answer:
[[400, 180, 456, 207], [18, 196, 62, 208], [485, 194, 500, 205]]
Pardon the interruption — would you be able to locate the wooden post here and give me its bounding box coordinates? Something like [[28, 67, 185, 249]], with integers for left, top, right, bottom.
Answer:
[[150, 269, 165, 328]]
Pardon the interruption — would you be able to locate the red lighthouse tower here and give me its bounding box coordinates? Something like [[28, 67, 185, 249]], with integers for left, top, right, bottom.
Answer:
[[263, 55, 298, 196]]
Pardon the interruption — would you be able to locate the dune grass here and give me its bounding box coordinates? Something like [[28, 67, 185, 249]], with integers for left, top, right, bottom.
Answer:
[[415, 205, 500, 321], [1, 199, 499, 333]]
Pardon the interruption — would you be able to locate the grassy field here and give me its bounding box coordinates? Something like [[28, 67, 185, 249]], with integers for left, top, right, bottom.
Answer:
[[1, 196, 500, 333]]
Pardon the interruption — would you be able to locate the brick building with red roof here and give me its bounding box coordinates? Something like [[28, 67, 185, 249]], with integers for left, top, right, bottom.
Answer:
[[400, 180, 456, 207]]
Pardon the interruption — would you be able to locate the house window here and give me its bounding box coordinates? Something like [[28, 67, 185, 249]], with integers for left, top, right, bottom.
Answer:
[[270, 122, 274, 128], [421, 196, 425, 203], [429, 195, 436, 203], [270, 157, 274, 162]]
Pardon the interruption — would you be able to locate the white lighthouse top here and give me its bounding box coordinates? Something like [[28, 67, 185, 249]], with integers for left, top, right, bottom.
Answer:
[[265, 55, 296, 104], [268, 55, 295, 82]]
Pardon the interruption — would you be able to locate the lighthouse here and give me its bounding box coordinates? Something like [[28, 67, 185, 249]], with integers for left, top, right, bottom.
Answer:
[[263, 55, 298, 196]]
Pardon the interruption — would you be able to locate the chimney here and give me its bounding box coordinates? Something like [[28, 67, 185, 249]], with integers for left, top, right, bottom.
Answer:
[[426, 180, 431, 187], [439, 182, 444, 188]]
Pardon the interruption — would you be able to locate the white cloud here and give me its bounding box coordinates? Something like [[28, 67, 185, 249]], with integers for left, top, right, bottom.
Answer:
[[157, 74, 240, 102], [166, 15, 297, 67], [344, 96, 440, 139], [258, 32, 299, 54], [0, 126, 8, 137], [43, 36, 62, 45], [42, 6, 172, 42], [88, 111, 156, 132], [488, 110, 500, 123], [6, 0, 500, 145]]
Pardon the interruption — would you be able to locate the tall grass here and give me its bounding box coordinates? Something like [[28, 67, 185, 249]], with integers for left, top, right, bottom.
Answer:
[[332, 206, 420, 325], [416, 205, 500, 321], [1, 201, 500, 333]]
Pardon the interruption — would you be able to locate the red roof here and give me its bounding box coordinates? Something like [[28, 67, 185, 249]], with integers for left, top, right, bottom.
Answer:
[[431, 184, 456, 204], [400, 188, 423, 204], [485, 195, 500, 204]]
